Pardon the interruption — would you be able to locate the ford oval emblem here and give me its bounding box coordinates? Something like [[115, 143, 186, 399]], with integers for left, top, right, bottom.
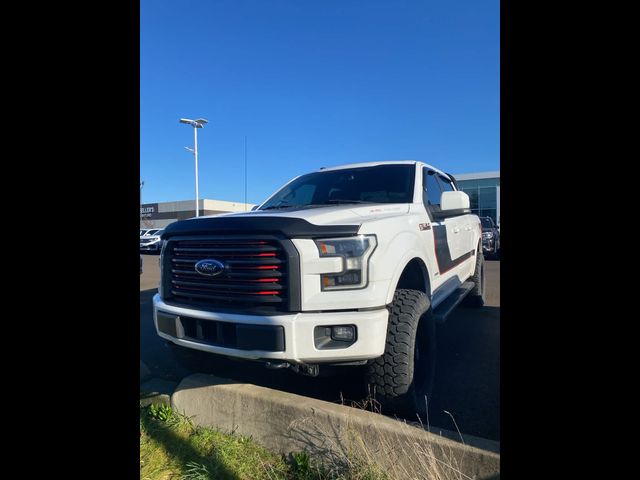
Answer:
[[194, 259, 225, 277]]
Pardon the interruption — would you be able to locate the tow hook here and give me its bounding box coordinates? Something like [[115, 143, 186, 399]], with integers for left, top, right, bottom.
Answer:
[[265, 361, 290, 370], [297, 364, 320, 377], [264, 361, 320, 377]]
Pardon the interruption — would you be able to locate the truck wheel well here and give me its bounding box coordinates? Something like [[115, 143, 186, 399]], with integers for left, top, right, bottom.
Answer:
[[396, 258, 430, 297]]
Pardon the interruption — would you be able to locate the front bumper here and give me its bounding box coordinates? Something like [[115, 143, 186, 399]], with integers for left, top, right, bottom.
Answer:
[[482, 238, 495, 252], [140, 242, 161, 251], [153, 294, 388, 364]]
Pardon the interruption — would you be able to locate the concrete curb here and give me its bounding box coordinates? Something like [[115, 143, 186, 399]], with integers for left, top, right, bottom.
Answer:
[[172, 373, 500, 479], [140, 378, 177, 407]]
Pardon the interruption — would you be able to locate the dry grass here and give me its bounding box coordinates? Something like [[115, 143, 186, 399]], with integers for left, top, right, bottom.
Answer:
[[285, 394, 477, 480]]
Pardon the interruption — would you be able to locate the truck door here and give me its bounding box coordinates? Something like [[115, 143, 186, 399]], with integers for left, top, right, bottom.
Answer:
[[436, 173, 476, 258], [422, 168, 467, 280]]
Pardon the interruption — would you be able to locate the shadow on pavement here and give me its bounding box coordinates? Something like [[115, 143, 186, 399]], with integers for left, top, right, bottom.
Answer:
[[430, 305, 500, 440]]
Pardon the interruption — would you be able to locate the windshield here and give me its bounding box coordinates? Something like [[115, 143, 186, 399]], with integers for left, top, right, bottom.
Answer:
[[146, 229, 160, 235], [260, 164, 415, 210], [481, 218, 493, 228]]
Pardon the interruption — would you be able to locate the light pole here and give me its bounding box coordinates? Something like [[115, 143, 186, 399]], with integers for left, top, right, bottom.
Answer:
[[179, 117, 208, 217], [140, 181, 144, 225]]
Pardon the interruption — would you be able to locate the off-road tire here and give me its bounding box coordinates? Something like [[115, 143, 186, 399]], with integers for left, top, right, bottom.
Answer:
[[366, 289, 436, 419], [464, 250, 485, 307]]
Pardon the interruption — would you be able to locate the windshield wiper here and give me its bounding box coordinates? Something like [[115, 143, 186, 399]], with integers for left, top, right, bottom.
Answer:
[[260, 204, 301, 210], [262, 200, 376, 210], [313, 199, 377, 205]]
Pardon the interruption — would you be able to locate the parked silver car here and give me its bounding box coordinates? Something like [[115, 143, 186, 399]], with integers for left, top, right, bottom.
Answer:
[[140, 229, 164, 253]]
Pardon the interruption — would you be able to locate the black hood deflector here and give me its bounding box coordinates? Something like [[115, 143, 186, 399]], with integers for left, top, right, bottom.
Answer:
[[162, 215, 360, 239]]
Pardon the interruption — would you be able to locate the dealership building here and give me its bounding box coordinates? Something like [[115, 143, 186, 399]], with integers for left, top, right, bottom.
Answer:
[[454, 171, 500, 226], [140, 199, 256, 229]]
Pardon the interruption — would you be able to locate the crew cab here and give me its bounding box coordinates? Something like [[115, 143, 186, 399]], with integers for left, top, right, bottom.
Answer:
[[153, 161, 485, 417]]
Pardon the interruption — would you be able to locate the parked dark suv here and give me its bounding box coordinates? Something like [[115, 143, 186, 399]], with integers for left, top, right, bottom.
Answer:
[[480, 217, 500, 258]]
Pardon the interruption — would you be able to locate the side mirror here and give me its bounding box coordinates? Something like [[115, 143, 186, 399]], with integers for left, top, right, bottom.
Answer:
[[441, 191, 470, 210], [433, 191, 471, 219], [251, 205, 259, 211]]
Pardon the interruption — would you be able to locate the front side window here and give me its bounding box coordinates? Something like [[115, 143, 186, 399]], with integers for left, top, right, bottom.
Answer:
[[436, 174, 454, 193], [423, 168, 443, 209]]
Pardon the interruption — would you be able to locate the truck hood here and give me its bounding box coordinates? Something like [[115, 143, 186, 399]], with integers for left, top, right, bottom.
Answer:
[[162, 203, 410, 239], [218, 203, 410, 225]]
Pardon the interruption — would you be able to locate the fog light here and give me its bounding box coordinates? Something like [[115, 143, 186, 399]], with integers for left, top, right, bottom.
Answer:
[[331, 326, 355, 342]]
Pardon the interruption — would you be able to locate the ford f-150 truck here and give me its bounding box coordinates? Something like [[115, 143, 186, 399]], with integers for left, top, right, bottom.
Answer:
[[154, 161, 485, 417]]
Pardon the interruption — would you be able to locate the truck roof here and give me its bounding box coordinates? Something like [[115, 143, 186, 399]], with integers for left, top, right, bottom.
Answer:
[[318, 160, 450, 178]]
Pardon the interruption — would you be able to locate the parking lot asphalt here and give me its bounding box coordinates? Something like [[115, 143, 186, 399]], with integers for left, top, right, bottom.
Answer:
[[140, 253, 500, 441]]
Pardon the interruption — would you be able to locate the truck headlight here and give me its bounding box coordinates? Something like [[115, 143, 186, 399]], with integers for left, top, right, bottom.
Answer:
[[314, 235, 377, 290]]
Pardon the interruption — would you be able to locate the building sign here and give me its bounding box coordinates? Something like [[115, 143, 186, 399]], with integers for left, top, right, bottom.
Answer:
[[140, 203, 157, 218]]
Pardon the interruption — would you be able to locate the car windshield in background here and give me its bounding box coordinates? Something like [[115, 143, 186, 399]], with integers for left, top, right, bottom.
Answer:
[[260, 164, 416, 210], [481, 218, 493, 228], [146, 229, 160, 235]]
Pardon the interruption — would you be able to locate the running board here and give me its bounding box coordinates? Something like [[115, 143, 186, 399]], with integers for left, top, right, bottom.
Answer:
[[432, 281, 475, 324]]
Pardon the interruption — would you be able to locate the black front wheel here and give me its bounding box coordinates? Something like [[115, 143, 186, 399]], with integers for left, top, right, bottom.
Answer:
[[366, 289, 436, 420]]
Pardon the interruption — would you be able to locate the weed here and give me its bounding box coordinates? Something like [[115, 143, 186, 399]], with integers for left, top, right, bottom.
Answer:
[[148, 403, 173, 422], [291, 451, 312, 478], [182, 461, 210, 480]]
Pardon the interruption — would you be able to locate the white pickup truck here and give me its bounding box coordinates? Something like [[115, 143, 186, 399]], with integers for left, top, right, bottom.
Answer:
[[154, 161, 485, 417]]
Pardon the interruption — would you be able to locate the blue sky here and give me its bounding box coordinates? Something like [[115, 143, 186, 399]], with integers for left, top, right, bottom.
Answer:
[[140, 0, 499, 205]]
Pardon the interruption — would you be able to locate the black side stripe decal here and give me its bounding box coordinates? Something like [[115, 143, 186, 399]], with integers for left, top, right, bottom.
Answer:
[[432, 225, 475, 274]]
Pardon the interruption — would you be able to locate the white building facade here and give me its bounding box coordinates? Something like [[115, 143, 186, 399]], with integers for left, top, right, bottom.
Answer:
[[140, 199, 255, 229]]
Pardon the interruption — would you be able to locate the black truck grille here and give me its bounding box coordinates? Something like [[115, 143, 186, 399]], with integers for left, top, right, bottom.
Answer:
[[162, 236, 299, 312]]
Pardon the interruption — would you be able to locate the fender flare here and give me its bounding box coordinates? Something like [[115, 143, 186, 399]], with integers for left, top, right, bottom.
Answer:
[[385, 250, 433, 305]]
